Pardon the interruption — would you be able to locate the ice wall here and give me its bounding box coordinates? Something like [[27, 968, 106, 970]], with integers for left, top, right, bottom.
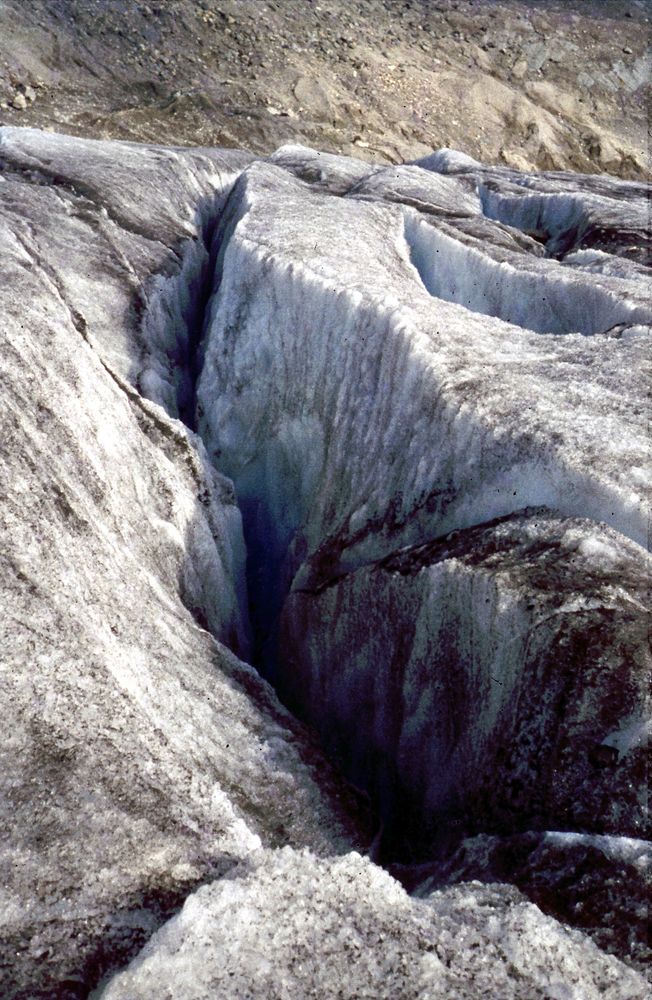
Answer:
[[198, 161, 650, 612], [280, 512, 650, 858], [404, 211, 649, 334], [195, 150, 650, 929], [418, 146, 651, 265]]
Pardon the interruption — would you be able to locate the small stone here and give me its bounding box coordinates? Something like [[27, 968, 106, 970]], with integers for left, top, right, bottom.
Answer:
[[11, 92, 27, 110], [24, 85, 36, 103], [622, 46, 633, 54]]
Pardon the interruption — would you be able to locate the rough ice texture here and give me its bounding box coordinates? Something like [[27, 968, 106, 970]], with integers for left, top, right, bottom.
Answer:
[[404, 211, 649, 335], [100, 849, 647, 1000], [406, 830, 651, 972], [417, 146, 651, 267], [1, 128, 649, 998], [194, 147, 650, 970], [0, 129, 366, 999], [280, 512, 650, 855], [197, 159, 650, 586]]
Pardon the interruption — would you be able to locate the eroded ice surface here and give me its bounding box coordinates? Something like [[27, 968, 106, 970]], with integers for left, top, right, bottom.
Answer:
[[193, 145, 650, 971], [1, 127, 649, 998], [197, 158, 651, 598], [417, 146, 651, 266], [100, 849, 647, 1000], [407, 830, 651, 970], [280, 512, 650, 856], [0, 129, 364, 999]]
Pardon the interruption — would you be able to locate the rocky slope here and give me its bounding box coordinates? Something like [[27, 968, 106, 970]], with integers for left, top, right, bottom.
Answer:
[[1, 125, 649, 998], [0, 0, 649, 176]]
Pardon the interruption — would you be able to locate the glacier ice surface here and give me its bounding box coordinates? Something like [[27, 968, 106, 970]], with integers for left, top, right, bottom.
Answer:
[[0, 127, 649, 997], [99, 848, 648, 1000]]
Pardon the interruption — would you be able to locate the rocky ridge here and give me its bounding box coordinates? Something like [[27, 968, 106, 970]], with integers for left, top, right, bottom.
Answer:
[[0, 0, 649, 177]]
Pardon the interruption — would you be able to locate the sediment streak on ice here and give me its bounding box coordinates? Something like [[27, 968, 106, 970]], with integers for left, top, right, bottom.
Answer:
[[0, 128, 367, 1000], [280, 512, 650, 856]]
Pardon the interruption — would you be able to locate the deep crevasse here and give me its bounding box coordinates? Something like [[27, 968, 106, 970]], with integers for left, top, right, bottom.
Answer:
[[197, 160, 650, 599], [404, 210, 649, 335], [125, 140, 651, 885], [116, 148, 651, 982], [188, 157, 649, 861]]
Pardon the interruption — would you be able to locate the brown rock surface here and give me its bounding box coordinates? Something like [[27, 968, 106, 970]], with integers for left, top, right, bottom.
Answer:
[[0, 0, 649, 176]]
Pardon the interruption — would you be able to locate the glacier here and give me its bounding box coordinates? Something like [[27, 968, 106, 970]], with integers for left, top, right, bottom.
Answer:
[[99, 848, 646, 1000], [280, 512, 649, 859], [0, 127, 649, 998]]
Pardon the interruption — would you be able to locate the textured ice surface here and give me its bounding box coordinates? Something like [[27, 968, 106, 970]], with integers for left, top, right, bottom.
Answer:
[[0, 129, 365, 999], [1, 128, 649, 997], [198, 161, 650, 600], [269, 142, 375, 194], [100, 849, 647, 1000], [281, 512, 650, 855], [417, 146, 651, 265], [405, 210, 649, 334], [408, 830, 651, 971], [193, 146, 649, 968]]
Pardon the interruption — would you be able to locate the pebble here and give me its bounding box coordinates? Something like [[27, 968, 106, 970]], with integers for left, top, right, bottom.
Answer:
[[11, 92, 27, 110]]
